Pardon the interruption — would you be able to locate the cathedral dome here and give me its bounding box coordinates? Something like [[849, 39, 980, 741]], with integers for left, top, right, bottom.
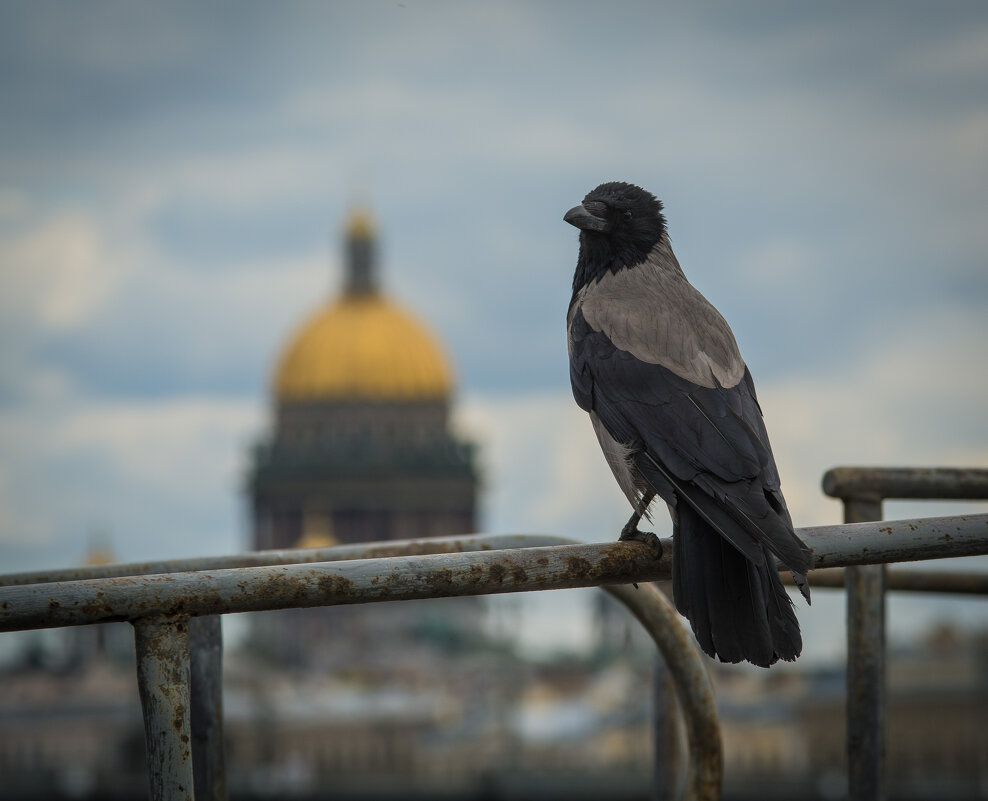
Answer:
[[274, 293, 454, 401], [273, 208, 454, 402]]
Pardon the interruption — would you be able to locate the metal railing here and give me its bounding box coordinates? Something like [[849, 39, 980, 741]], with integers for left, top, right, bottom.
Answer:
[[821, 467, 988, 801], [1, 482, 987, 801], [0, 534, 723, 801]]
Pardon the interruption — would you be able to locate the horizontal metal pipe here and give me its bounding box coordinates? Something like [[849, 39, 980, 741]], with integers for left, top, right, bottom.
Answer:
[[801, 512, 988, 569], [1, 514, 986, 633], [0, 539, 665, 632], [784, 567, 988, 595], [5, 512, 987, 592], [823, 466, 988, 501], [0, 533, 571, 588]]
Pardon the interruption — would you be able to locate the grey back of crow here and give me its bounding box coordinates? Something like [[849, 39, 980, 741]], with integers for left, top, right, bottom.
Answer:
[[565, 181, 811, 667]]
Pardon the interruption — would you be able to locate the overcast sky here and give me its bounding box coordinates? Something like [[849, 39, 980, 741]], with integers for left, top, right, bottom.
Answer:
[[1, 2, 986, 664]]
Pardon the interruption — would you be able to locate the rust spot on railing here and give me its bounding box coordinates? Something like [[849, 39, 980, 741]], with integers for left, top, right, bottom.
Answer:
[[316, 573, 357, 596]]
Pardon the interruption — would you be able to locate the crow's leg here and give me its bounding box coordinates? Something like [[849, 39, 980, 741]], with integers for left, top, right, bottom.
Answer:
[[620, 489, 656, 538], [619, 489, 662, 558]]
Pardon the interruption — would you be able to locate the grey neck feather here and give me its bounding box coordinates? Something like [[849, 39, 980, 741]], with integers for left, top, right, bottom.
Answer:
[[574, 241, 746, 389]]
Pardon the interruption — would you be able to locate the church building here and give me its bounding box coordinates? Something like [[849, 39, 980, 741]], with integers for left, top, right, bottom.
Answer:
[[249, 208, 479, 552], [245, 208, 482, 666]]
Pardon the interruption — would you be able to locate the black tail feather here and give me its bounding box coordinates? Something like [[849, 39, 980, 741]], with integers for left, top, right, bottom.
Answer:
[[673, 503, 801, 667]]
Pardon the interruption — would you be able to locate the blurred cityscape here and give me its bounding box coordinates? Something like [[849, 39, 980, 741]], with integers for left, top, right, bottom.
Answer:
[[1, 211, 985, 800], [3, 609, 986, 800]]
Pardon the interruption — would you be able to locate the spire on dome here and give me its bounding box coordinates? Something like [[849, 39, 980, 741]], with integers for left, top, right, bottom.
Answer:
[[344, 206, 377, 295]]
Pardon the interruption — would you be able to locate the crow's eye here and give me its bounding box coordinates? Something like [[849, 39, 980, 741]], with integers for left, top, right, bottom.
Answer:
[[622, 210, 633, 221]]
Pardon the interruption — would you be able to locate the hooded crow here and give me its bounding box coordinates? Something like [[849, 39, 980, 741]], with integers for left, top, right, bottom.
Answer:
[[564, 181, 811, 667]]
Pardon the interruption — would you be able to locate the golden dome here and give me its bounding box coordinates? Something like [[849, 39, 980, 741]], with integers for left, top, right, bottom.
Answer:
[[274, 293, 454, 401]]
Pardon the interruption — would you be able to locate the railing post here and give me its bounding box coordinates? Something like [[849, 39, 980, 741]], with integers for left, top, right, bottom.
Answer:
[[607, 583, 722, 801], [842, 496, 885, 801], [190, 615, 226, 801], [134, 616, 195, 801], [822, 466, 988, 801], [652, 655, 674, 801]]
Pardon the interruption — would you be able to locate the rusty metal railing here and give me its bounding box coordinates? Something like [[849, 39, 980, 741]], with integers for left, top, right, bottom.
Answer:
[[1, 510, 987, 800], [0, 534, 722, 801], [822, 467, 988, 801]]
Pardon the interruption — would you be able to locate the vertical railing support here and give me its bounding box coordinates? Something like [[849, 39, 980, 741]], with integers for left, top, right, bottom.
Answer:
[[652, 655, 674, 801], [607, 583, 722, 801], [190, 615, 226, 801], [822, 466, 988, 801], [134, 615, 195, 801], [842, 496, 885, 801]]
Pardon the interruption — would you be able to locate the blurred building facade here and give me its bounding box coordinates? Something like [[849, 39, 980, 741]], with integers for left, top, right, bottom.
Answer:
[[245, 209, 482, 668], [4, 613, 988, 799], [248, 208, 478, 552]]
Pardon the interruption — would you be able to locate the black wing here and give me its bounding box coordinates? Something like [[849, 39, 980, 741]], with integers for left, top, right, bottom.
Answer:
[[569, 306, 810, 577]]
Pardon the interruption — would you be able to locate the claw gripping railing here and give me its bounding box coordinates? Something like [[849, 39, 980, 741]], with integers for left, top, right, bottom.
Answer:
[[1, 470, 987, 801]]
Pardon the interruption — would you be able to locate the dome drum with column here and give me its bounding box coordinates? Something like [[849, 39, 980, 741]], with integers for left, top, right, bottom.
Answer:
[[272, 398, 450, 448]]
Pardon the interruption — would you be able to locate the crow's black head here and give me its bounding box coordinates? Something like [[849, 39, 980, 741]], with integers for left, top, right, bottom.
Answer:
[[565, 182, 667, 290]]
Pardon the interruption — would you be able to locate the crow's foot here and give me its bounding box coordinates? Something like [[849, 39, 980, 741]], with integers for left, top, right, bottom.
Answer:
[[618, 525, 663, 559]]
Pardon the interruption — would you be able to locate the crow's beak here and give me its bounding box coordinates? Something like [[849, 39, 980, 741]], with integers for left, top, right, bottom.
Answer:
[[564, 203, 610, 232]]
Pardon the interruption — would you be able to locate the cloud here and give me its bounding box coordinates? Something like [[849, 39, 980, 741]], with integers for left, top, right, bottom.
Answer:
[[456, 392, 634, 540], [0, 187, 30, 220], [0, 193, 337, 401], [761, 303, 988, 528], [0, 394, 261, 566], [3, 3, 985, 401], [0, 209, 127, 332], [731, 236, 824, 298], [896, 24, 988, 82]]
